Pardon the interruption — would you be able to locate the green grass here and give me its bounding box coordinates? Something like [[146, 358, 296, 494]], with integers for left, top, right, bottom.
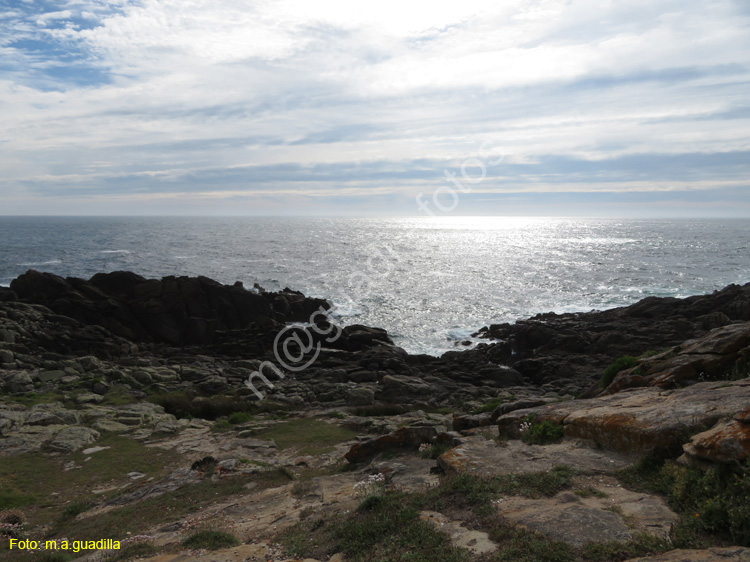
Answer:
[[280, 492, 469, 562], [99, 388, 139, 406], [182, 530, 239, 550], [428, 467, 575, 511], [521, 420, 564, 445], [600, 356, 639, 388], [58, 501, 92, 521], [228, 411, 254, 424], [472, 398, 504, 414], [617, 455, 750, 547], [580, 533, 671, 561], [419, 442, 452, 460], [484, 521, 576, 562], [7, 392, 66, 407], [47, 468, 292, 543], [0, 435, 177, 524], [252, 418, 357, 455], [278, 466, 581, 562], [574, 487, 608, 499]]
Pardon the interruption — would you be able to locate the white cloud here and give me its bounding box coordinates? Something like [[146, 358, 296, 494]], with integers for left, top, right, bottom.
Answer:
[[1, 0, 749, 214], [35, 10, 72, 24]]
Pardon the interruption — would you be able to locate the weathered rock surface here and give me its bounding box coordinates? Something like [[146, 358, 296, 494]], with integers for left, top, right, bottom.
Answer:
[[437, 435, 635, 475], [497, 380, 750, 456], [681, 414, 750, 466], [420, 511, 497, 555]]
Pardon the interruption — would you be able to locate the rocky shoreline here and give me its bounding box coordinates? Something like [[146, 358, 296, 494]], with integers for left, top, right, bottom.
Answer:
[[1, 270, 750, 562]]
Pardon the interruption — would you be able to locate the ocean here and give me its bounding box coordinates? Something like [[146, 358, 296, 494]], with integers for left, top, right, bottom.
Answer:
[[1, 216, 748, 355]]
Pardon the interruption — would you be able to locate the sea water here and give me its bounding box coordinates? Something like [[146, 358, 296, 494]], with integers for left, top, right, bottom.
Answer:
[[1, 216, 748, 355]]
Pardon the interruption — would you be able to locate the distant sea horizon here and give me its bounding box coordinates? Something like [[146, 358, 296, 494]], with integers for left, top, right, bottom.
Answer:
[[2, 216, 748, 355]]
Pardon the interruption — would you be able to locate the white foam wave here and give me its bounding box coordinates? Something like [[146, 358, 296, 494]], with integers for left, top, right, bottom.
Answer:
[[100, 250, 130, 254], [18, 259, 62, 266]]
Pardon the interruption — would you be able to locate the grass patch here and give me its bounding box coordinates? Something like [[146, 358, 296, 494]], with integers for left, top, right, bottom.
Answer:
[[182, 530, 239, 550], [419, 442, 452, 460], [472, 398, 504, 414], [99, 387, 139, 406], [49, 468, 291, 543], [521, 420, 564, 445], [600, 356, 639, 388], [8, 392, 66, 407], [278, 467, 578, 562], [59, 501, 92, 521], [618, 455, 750, 547], [0, 435, 178, 526], [228, 411, 254, 424], [574, 487, 608, 499], [485, 520, 576, 562], [252, 418, 357, 456], [580, 533, 671, 561]]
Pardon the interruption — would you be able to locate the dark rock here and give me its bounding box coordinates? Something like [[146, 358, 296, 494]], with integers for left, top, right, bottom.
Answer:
[[11, 270, 330, 346]]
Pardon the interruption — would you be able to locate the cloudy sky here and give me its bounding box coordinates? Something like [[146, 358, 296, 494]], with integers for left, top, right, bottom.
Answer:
[[1, 0, 749, 216]]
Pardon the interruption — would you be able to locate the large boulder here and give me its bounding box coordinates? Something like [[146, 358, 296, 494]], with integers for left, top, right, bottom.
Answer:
[[681, 409, 750, 466], [48, 427, 100, 452]]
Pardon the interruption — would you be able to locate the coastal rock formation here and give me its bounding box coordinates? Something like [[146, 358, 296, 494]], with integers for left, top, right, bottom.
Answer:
[[8, 269, 329, 346], [470, 282, 750, 388], [2, 272, 750, 562]]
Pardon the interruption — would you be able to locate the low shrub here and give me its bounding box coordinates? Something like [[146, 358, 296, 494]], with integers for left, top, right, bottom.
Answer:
[[600, 356, 639, 388], [182, 530, 239, 550], [59, 501, 92, 521], [619, 455, 750, 547], [521, 420, 564, 445], [228, 411, 254, 424], [473, 398, 504, 414]]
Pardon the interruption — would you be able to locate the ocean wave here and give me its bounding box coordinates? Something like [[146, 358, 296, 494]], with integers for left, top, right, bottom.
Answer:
[[100, 250, 131, 254], [17, 259, 62, 266]]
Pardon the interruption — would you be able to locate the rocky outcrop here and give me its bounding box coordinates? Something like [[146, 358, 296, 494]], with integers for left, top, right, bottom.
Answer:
[[468, 282, 750, 389], [496, 380, 750, 456], [345, 424, 444, 463], [605, 322, 750, 393], [10, 270, 330, 346], [681, 409, 750, 467]]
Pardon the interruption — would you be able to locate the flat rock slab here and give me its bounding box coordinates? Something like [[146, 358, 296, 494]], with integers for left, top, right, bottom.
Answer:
[[624, 547, 750, 561], [498, 476, 678, 547], [420, 511, 496, 555], [437, 436, 635, 476], [504, 498, 632, 548]]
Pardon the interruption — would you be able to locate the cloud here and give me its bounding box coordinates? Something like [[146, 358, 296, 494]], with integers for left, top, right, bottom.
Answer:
[[0, 0, 749, 215]]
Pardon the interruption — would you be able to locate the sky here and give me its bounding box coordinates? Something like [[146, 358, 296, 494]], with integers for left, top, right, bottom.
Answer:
[[1, 0, 749, 216]]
